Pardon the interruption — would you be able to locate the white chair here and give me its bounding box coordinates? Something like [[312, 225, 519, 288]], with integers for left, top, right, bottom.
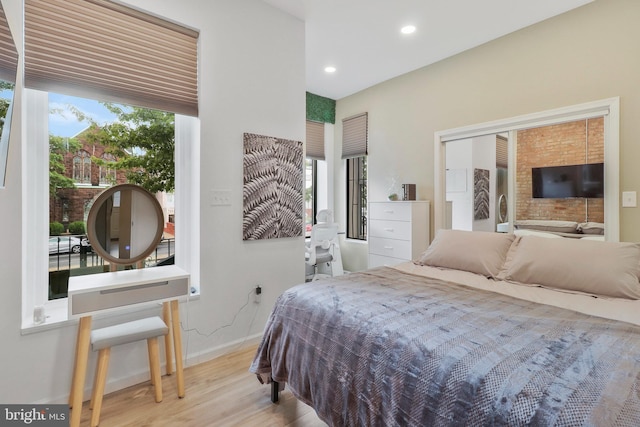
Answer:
[[305, 210, 344, 281]]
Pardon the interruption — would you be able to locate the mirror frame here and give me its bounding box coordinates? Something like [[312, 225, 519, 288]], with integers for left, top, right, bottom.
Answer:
[[434, 97, 620, 242], [87, 184, 164, 265]]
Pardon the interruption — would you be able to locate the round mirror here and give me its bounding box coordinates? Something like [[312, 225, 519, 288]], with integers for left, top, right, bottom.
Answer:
[[87, 184, 164, 265]]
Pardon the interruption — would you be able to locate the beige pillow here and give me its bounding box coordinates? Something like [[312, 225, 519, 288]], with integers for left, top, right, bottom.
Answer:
[[499, 236, 640, 299], [515, 220, 579, 234], [418, 229, 515, 278], [578, 222, 605, 235], [514, 229, 563, 238]]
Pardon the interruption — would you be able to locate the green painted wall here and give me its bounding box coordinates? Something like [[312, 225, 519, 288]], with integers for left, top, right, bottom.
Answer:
[[306, 92, 335, 124]]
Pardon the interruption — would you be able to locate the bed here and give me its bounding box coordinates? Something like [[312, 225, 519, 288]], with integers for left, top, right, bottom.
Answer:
[[514, 219, 605, 241], [250, 230, 640, 426]]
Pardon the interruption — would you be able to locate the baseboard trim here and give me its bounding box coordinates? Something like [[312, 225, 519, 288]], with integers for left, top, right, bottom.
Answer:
[[40, 333, 264, 405]]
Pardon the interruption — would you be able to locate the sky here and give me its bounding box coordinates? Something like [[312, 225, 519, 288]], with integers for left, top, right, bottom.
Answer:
[[48, 92, 119, 138]]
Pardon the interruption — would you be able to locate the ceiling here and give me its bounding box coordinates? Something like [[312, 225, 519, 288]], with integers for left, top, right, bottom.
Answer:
[[262, 0, 594, 100]]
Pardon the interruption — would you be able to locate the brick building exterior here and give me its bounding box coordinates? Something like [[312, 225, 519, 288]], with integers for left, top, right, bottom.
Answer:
[[516, 118, 604, 223], [49, 131, 127, 229]]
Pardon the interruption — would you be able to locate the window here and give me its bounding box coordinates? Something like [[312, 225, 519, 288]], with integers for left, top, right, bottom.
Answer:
[[25, 90, 200, 324], [0, 2, 17, 188], [48, 94, 180, 298], [23, 0, 200, 327], [61, 199, 69, 223], [72, 150, 91, 183], [342, 113, 368, 240], [305, 120, 326, 235], [99, 153, 116, 185], [347, 156, 367, 240], [305, 158, 317, 236]]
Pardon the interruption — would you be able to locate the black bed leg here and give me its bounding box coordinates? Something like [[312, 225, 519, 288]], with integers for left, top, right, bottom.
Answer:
[[271, 380, 280, 403]]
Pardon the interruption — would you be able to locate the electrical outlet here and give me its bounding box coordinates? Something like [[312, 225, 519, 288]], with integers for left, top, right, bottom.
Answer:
[[254, 285, 262, 303]]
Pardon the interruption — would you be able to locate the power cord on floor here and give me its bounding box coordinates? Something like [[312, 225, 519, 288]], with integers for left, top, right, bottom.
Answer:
[[181, 288, 260, 364]]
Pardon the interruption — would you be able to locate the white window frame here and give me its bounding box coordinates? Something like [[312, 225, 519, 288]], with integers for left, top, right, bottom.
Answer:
[[21, 88, 200, 331]]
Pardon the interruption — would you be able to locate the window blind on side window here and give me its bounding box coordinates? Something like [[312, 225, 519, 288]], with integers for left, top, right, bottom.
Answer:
[[24, 0, 199, 116], [0, 5, 17, 83], [342, 112, 368, 159], [306, 120, 325, 160]]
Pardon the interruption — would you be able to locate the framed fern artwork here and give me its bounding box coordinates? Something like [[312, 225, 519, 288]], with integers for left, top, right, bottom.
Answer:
[[473, 168, 490, 221], [243, 133, 304, 240]]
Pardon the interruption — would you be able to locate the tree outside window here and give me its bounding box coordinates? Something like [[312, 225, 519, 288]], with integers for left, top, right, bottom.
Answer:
[[99, 153, 116, 185], [47, 94, 177, 299]]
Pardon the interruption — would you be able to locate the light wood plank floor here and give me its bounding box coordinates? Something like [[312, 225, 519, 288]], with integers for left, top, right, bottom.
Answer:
[[80, 345, 327, 427]]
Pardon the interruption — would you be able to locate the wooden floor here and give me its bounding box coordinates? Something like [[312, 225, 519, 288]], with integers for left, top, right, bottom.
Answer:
[[80, 345, 327, 427]]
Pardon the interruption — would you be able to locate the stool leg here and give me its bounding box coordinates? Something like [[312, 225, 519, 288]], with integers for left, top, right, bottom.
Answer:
[[91, 348, 110, 427], [89, 357, 101, 410], [147, 337, 163, 403]]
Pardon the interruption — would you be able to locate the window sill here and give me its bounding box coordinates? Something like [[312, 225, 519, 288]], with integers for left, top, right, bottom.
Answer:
[[21, 298, 73, 334]]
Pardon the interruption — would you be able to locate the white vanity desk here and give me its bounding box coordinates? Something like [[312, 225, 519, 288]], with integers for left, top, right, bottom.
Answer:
[[67, 264, 190, 427], [68, 266, 189, 318], [66, 184, 191, 427]]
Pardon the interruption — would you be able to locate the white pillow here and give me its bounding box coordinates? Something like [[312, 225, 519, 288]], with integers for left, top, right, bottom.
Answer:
[[498, 236, 640, 299], [514, 229, 563, 238], [418, 229, 515, 278], [515, 220, 579, 233], [578, 222, 605, 235]]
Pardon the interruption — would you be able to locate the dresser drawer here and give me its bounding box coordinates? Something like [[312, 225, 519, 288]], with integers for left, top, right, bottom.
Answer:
[[368, 254, 408, 268], [368, 237, 412, 259], [369, 219, 412, 240], [369, 202, 412, 221]]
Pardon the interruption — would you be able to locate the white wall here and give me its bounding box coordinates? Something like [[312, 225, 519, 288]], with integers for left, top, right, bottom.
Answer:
[[335, 0, 640, 270], [445, 139, 473, 230], [472, 135, 497, 232], [444, 135, 496, 232], [0, 0, 304, 404]]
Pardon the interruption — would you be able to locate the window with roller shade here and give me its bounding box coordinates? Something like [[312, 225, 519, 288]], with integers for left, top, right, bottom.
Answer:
[[342, 113, 368, 240], [23, 0, 200, 319], [24, 0, 198, 116], [305, 120, 325, 234]]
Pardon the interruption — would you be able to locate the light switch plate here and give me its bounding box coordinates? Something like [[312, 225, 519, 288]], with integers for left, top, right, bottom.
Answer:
[[622, 191, 637, 208], [210, 189, 231, 206]]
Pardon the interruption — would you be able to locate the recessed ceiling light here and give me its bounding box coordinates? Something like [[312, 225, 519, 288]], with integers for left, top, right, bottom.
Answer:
[[324, 66, 336, 73], [401, 25, 416, 35]]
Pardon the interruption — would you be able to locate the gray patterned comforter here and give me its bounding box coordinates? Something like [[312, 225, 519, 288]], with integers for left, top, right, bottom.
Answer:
[[250, 267, 640, 426]]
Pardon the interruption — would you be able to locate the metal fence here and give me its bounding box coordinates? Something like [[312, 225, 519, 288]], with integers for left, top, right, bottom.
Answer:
[[48, 234, 175, 300]]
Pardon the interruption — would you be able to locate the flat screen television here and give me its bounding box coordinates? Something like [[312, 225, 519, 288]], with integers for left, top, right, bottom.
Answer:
[[532, 163, 604, 198]]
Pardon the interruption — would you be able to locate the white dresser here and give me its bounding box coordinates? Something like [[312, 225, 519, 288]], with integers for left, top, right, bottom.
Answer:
[[368, 201, 430, 268]]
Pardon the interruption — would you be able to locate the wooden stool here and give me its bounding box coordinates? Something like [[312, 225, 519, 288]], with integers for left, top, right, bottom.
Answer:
[[89, 316, 169, 427]]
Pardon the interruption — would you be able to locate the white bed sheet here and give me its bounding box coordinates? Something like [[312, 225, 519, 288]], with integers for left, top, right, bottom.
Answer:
[[392, 262, 640, 326]]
